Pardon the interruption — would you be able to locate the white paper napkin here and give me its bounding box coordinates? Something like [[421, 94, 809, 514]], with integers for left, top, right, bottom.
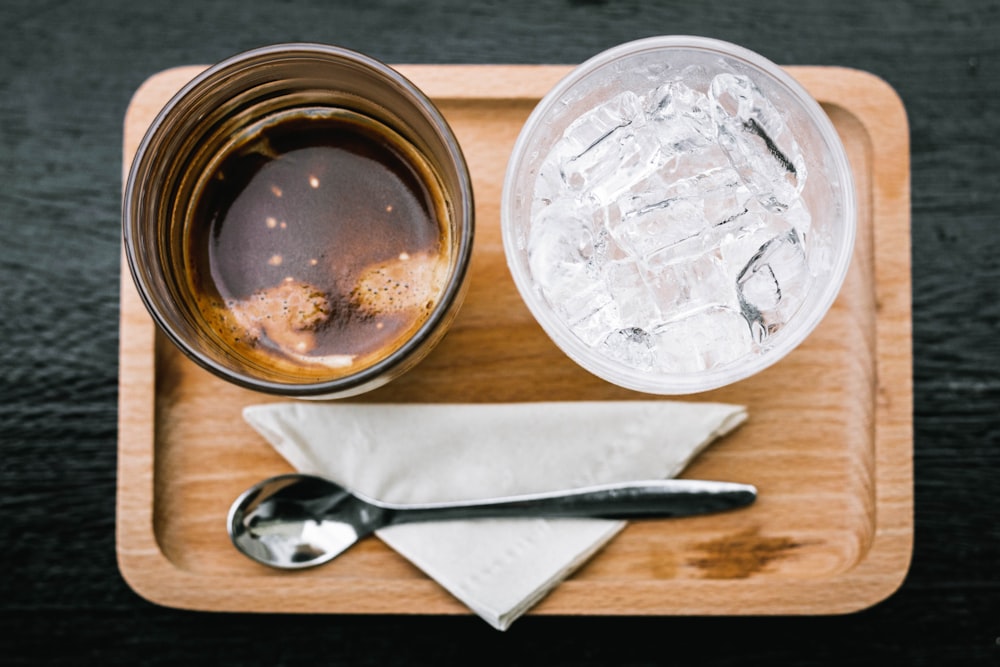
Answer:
[[242, 401, 746, 629]]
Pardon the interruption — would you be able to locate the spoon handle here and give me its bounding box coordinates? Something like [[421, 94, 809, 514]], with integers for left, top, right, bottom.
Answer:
[[375, 479, 756, 524]]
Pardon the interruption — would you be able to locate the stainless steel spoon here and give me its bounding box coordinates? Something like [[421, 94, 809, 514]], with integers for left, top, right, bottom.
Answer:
[[228, 473, 757, 569]]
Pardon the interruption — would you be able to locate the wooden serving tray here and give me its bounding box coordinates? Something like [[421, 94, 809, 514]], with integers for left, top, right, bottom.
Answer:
[[117, 65, 912, 616]]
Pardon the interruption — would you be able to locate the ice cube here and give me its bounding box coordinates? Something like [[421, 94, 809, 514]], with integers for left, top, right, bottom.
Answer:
[[699, 168, 753, 226], [647, 79, 716, 145], [718, 204, 787, 270], [605, 166, 751, 266], [562, 90, 646, 155], [735, 228, 812, 338], [602, 326, 655, 371], [555, 91, 646, 193], [603, 257, 661, 326], [527, 200, 597, 283], [783, 197, 813, 240], [583, 123, 674, 204], [709, 73, 806, 212], [585, 81, 721, 205], [609, 195, 707, 260], [565, 285, 621, 347], [651, 305, 755, 373], [645, 251, 738, 320]]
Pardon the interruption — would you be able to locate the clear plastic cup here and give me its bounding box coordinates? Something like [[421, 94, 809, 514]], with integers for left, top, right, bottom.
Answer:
[[501, 36, 855, 394]]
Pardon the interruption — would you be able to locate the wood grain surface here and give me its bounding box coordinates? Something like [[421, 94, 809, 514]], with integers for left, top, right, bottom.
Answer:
[[2, 0, 998, 665]]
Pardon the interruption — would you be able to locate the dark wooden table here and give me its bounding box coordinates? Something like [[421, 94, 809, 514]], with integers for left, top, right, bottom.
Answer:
[[2, 0, 997, 664]]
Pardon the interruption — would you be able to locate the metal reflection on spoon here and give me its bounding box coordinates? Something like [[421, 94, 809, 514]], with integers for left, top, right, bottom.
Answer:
[[228, 473, 757, 569]]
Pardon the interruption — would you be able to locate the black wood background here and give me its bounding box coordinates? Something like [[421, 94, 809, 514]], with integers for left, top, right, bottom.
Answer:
[[2, 0, 997, 664]]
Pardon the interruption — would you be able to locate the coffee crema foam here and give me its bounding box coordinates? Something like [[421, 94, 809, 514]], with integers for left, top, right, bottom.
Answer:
[[184, 107, 451, 381]]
